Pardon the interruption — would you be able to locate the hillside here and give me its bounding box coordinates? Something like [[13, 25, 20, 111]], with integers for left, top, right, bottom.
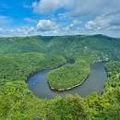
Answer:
[[0, 35, 120, 120]]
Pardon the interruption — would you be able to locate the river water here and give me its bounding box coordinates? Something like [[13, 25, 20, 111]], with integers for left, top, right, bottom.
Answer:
[[28, 62, 107, 99]]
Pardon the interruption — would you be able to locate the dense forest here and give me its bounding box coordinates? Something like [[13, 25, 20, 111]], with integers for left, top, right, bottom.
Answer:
[[0, 34, 120, 120]]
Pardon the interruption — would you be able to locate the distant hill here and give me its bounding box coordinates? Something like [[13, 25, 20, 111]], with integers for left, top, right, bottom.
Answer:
[[0, 34, 120, 60]]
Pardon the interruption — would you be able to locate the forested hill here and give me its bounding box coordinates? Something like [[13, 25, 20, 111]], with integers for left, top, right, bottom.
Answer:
[[0, 34, 120, 120], [0, 34, 120, 60]]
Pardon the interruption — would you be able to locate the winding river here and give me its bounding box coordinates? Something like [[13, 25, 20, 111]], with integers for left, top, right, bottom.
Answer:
[[28, 62, 107, 99]]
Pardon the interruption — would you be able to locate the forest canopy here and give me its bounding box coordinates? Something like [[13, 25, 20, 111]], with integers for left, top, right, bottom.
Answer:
[[0, 35, 120, 120]]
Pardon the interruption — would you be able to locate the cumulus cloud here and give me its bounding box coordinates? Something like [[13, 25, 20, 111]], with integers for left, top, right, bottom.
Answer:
[[32, 0, 73, 14], [32, 0, 120, 17], [0, 19, 59, 37], [1, 1, 120, 37], [36, 19, 58, 31], [64, 20, 82, 32], [85, 17, 109, 31], [31, 0, 120, 37], [85, 11, 120, 31], [15, 26, 35, 35], [0, 15, 37, 37], [0, 26, 35, 37]]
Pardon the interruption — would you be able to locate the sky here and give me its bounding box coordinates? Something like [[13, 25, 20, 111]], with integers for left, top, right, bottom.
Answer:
[[0, 0, 120, 37]]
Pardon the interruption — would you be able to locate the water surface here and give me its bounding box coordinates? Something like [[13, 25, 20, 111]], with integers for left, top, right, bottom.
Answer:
[[28, 62, 107, 99]]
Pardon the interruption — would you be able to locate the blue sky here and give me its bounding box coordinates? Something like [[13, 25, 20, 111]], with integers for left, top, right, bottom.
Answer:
[[0, 0, 120, 37]]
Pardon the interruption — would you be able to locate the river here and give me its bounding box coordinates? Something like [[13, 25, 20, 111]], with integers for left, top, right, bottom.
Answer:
[[28, 62, 107, 99]]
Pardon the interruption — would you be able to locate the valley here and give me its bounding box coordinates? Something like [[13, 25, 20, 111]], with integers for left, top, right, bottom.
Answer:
[[0, 35, 120, 120]]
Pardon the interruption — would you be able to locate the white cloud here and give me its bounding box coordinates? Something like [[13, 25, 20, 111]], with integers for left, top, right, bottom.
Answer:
[[0, 26, 35, 37], [64, 20, 82, 32], [85, 11, 120, 31], [36, 19, 82, 36], [0, 15, 37, 37], [32, 0, 73, 14], [0, 19, 59, 37], [15, 26, 35, 35], [32, 0, 120, 17], [36, 19, 58, 31], [31, 0, 120, 37], [1, 0, 120, 37], [85, 18, 109, 31]]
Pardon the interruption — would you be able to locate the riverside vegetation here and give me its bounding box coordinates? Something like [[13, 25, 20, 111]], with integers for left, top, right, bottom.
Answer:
[[0, 34, 120, 120]]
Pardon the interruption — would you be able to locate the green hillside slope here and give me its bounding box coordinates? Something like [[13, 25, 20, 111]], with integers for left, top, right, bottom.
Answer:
[[0, 35, 120, 120]]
